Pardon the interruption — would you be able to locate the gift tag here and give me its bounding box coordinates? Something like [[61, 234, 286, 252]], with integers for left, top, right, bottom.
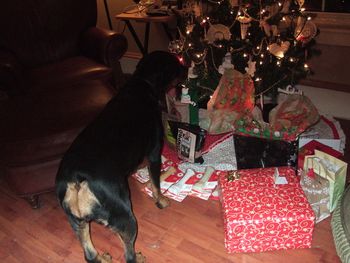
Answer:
[[274, 168, 288, 184]]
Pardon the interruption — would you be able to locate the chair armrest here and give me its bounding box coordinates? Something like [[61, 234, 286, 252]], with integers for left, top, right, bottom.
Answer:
[[0, 49, 24, 97], [80, 27, 128, 67]]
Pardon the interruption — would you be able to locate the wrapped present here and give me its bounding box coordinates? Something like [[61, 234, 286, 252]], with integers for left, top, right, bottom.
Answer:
[[218, 167, 315, 253], [233, 134, 298, 169], [297, 140, 343, 170]]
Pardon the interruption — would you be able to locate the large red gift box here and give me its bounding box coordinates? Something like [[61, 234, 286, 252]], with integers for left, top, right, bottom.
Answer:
[[218, 167, 315, 253]]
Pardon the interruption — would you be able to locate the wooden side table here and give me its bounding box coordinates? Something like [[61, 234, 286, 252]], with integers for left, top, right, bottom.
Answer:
[[115, 11, 176, 55]]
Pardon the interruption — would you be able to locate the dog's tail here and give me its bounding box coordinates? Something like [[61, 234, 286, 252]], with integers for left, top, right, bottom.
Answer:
[[57, 176, 100, 220]]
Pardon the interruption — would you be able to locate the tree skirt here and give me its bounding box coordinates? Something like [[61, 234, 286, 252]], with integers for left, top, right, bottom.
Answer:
[[331, 185, 350, 263]]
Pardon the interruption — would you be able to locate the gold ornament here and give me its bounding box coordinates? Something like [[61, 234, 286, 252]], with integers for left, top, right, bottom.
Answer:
[[237, 16, 252, 40], [268, 41, 290, 58], [206, 24, 231, 44], [295, 18, 317, 43], [227, 171, 240, 182]]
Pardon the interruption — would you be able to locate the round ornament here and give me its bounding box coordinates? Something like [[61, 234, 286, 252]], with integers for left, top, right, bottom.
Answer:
[[295, 20, 317, 44], [206, 24, 231, 44], [168, 39, 184, 54], [268, 41, 290, 58]]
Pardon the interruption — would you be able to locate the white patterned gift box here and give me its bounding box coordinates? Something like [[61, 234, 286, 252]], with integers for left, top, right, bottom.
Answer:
[[218, 167, 315, 253]]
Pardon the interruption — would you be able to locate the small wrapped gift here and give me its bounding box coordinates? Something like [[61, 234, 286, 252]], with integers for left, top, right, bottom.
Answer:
[[218, 167, 315, 253]]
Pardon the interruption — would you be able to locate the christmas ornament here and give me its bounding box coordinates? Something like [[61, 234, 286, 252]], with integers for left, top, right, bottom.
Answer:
[[260, 19, 279, 37], [281, 0, 291, 13], [296, 0, 305, 7], [295, 18, 317, 44], [218, 52, 234, 75], [186, 23, 195, 34], [206, 24, 231, 44], [188, 61, 198, 78], [181, 86, 194, 104], [237, 15, 252, 40], [229, 0, 239, 7], [227, 171, 240, 182], [168, 39, 184, 54], [268, 41, 290, 58], [193, 1, 202, 17], [245, 58, 256, 77]]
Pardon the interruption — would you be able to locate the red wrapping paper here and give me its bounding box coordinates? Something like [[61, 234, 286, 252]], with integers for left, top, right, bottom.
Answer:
[[218, 167, 315, 253]]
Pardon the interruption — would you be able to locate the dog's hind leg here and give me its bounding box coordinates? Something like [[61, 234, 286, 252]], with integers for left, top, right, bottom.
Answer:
[[68, 216, 112, 263], [148, 161, 169, 209], [108, 209, 145, 263]]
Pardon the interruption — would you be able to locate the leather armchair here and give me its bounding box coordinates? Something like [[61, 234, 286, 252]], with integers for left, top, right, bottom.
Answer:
[[0, 0, 128, 208]]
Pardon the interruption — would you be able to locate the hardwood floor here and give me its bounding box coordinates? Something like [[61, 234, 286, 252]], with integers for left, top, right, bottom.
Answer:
[[0, 175, 342, 263], [0, 118, 348, 263]]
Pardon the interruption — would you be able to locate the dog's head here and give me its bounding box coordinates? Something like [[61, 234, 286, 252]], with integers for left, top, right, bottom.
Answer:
[[134, 51, 187, 99]]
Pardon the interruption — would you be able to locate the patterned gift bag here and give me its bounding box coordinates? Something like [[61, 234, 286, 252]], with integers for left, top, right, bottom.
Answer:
[[301, 149, 348, 223], [300, 157, 331, 223]]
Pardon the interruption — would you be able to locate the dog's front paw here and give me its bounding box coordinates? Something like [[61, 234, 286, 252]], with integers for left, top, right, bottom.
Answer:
[[156, 195, 169, 209], [136, 252, 146, 263]]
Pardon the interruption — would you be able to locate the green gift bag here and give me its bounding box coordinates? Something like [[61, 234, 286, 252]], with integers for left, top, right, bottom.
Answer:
[[303, 149, 348, 213]]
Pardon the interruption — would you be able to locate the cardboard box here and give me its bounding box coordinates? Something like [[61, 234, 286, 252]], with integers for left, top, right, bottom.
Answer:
[[218, 167, 315, 253]]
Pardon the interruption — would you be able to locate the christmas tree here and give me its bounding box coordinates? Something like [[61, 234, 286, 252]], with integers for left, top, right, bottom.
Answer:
[[169, 0, 319, 107]]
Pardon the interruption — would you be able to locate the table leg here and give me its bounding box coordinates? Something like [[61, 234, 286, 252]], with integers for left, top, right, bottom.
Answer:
[[103, 0, 113, 30], [144, 22, 150, 55], [161, 22, 173, 41], [125, 20, 146, 55]]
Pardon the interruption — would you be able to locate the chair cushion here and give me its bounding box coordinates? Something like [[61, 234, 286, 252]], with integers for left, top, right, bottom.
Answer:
[[331, 185, 350, 263], [0, 80, 115, 166], [25, 56, 112, 93]]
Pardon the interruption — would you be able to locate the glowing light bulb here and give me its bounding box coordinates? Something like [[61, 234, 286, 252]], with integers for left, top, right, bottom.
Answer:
[[304, 63, 309, 69], [307, 16, 312, 20], [243, 53, 248, 57]]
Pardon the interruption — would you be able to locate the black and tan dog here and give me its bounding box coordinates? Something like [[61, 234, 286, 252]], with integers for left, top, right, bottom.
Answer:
[[55, 51, 186, 263]]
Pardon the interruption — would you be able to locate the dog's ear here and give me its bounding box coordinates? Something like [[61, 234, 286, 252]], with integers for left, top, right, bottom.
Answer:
[[135, 51, 187, 97]]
